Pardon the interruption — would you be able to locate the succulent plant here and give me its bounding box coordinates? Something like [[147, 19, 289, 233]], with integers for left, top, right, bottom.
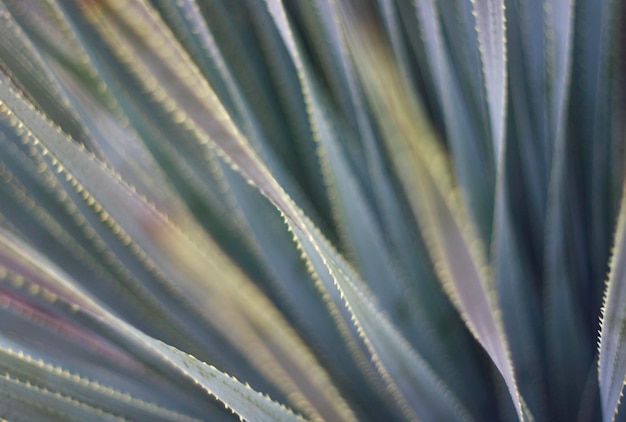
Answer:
[[0, 0, 624, 420]]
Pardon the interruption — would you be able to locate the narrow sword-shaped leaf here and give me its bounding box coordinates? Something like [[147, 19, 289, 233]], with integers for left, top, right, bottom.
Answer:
[[137, 5, 382, 411], [543, 0, 593, 419], [598, 172, 626, 421], [341, 19, 529, 420], [0, 1, 101, 157], [0, 233, 227, 418], [265, 0, 432, 356], [0, 374, 126, 422], [267, 1, 497, 418], [0, 345, 201, 422], [0, 64, 354, 421], [413, 0, 495, 244], [490, 1, 546, 418], [0, 229, 303, 422], [6, 3, 352, 418], [66, 0, 475, 418], [599, 183, 626, 420], [472, 0, 507, 165], [569, 0, 622, 330], [505, 0, 549, 257]]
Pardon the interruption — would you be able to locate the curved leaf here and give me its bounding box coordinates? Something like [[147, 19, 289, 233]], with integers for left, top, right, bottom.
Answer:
[[340, 18, 529, 420], [0, 228, 303, 422]]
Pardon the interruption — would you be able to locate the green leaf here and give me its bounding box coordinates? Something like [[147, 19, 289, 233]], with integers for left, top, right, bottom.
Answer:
[[0, 39, 361, 417], [293, 222, 472, 422], [267, 2, 498, 418], [0, 345, 201, 422], [542, 1, 595, 419], [413, 0, 495, 243], [472, 0, 507, 165], [341, 20, 528, 420], [54, 0, 474, 418], [599, 184, 626, 420], [490, 3, 546, 418], [0, 373, 125, 422], [0, 228, 303, 422]]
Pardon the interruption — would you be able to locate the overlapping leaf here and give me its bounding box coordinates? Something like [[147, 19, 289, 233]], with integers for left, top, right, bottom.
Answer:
[[0, 0, 623, 421]]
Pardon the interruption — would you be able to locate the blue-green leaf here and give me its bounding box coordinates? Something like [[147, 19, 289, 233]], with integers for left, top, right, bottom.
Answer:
[[599, 184, 626, 420], [0, 228, 303, 422]]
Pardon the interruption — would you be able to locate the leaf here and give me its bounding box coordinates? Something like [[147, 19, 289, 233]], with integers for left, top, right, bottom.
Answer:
[[265, 0, 427, 354], [0, 373, 124, 422], [542, 0, 597, 419], [0, 232, 222, 418], [489, 2, 546, 419], [0, 228, 303, 422], [504, 0, 549, 253], [268, 1, 498, 418], [340, 17, 529, 420], [413, 0, 495, 244], [47, 0, 477, 419], [568, 0, 623, 326], [0, 62, 357, 420], [0, 345, 201, 422], [0, 1, 100, 156], [599, 186, 626, 420], [492, 173, 547, 420], [472, 0, 507, 164], [141, 3, 396, 412]]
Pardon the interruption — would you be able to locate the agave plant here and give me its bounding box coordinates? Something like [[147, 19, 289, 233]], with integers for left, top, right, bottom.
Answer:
[[0, 0, 624, 420]]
